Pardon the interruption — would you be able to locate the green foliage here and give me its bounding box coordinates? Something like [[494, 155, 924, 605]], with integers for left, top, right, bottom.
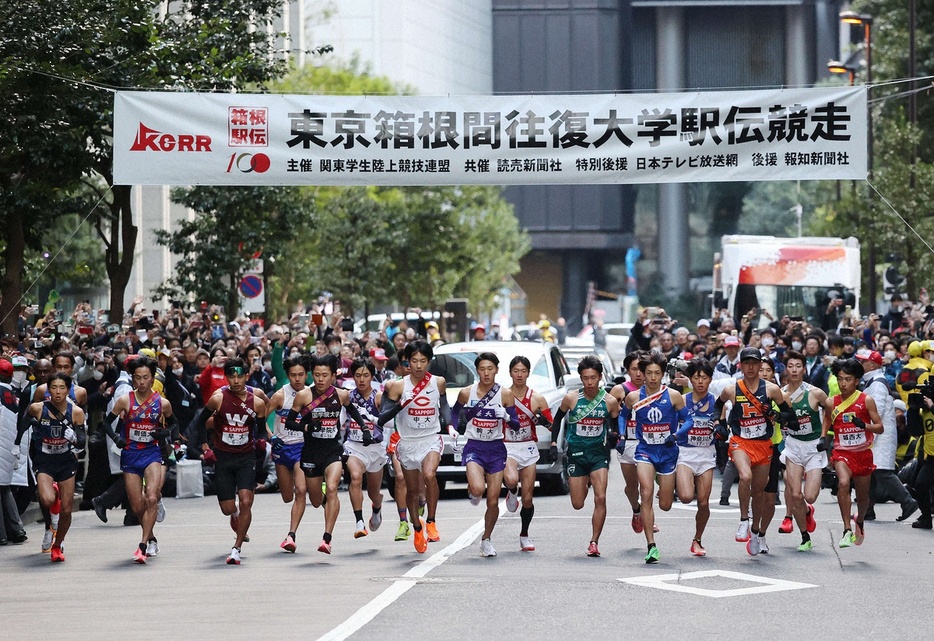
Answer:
[[155, 186, 312, 317]]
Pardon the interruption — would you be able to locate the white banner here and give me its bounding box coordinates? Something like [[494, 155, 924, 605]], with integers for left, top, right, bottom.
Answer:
[[113, 87, 867, 186]]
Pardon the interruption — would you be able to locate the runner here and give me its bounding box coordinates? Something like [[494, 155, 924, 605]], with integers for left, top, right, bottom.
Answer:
[[755, 357, 784, 554], [32, 351, 88, 408], [624, 352, 686, 563], [673, 358, 717, 557], [550, 355, 621, 557], [378, 341, 451, 554], [265, 356, 308, 553], [823, 358, 884, 548], [104, 357, 177, 563], [778, 350, 827, 552], [195, 358, 268, 565], [343, 359, 387, 539], [610, 351, 654, 535], [286, 354, 373, 554], [15, 373, 86, 562], [715, 347, 795, 556], [451, 352, 519, 557], [505, 355, 553, 552]]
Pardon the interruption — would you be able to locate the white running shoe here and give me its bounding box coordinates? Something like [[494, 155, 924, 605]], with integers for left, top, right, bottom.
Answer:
[[369, 508, 382, 532], [41, 529, 54, 553], [746, 533, 761, 556], [468, 493, 482, 507], [506, 490, 519, 513], [758, 535, 769, 554], [735, 520, 751, 542], [156, 499, 166, 523], [480, 538, 497, 557], [50, 513, 60, 531], [519, 536, 535, 551], [226, 547, 241, 565], [146, 539, 160, 557], [354, 520, 368, 538]]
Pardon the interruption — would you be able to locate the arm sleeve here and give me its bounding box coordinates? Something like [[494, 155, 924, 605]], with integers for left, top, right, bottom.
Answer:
[[104, 411, 121, 442], [674, 414, 694, 441], [438, 394, 450, 430], [451, 401, 465, 435], [345, 402, 368, 430], [550, 408, 568, 443], [14, 414, 37, 446], [165, 413, 180, 442], [378, 396, 403, 427], [195, 408, 215, 445], [285, 408, 304, 433]]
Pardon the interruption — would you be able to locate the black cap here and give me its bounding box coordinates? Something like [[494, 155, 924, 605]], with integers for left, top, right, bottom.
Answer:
[[739, 347, 763, 362]]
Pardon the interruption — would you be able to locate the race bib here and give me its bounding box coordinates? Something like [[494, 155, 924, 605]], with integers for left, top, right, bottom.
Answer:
[[42, 440, 70, 455], [642, 423, 669, 446], [575, 416, 604, 438], [793, 414, 814, 436], [313, 418, 340, 439], [687, 418, 713, 447], [221, 426, 249, 446], [838, 414, 867, 447], [739, 417, 768, 439], [130, 426, 154, 443], [626, 418, 637, 440]]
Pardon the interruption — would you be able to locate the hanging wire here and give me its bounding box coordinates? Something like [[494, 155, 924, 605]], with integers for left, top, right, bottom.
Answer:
[[0, 188, 114, 326], [867, 180, 934, 256]]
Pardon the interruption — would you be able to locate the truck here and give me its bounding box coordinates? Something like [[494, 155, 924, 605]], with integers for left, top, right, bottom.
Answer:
[[713, 235, 861, 327]]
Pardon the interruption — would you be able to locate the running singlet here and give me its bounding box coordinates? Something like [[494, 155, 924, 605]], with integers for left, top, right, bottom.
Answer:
[[785, 383, 822, 442], [464, 384, 505, 442], [301, 388, 343, 442], [682, 391, 715, 448], [396, 375, 441, 439], [634, 388, 678, 446], [122, 391, 163, 450], [622, 381, 639, 439], [728, 380, 773, 440], [831, 391, 874, 451], [346, 388, 381, 443], [212, 388, 258, 455], [34, 401, 76, 455], [566, 390, 610, 447], [505, 388, 537, 443], [274, 385, 305, 445]]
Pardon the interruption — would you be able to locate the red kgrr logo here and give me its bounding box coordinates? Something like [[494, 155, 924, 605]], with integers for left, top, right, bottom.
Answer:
[[130, 123, 212, 152]]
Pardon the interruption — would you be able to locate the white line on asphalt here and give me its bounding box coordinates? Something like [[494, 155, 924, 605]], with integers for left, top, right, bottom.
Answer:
[[619, 569, 818, 598], [316, 502, 507, 641]]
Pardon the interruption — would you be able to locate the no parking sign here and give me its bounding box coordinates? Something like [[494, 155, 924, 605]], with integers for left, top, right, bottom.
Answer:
[[239, 260, 265, 314]]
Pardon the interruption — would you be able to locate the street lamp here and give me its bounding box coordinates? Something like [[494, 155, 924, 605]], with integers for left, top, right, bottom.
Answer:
[[839, 10, 875, 309], [827, 59, 859, 85]]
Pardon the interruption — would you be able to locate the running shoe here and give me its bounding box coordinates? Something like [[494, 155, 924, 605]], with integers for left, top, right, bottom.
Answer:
[[413, 519, 428, 554], [719, 497, 730, 506], [281, 534, 296, 553], [41, 529, 54, 553], [468, 493, 482, 507], [852, 515, 865, 546], [354, 520, 368, 539], [644, 546, 660, 564], [778, 516, 793, 534], [690, 539, 706, 557], [758, 535, 769, 554], [369, 508, 382, 532], [631, 512, 644, 534], [226, 547, 241, 564], [146, 538, 159, 557], [587, 541, 600, 557], [519, 536, 535, 552], [156, 499, 166, 523], [394, 520, 411, 541], [746, 533, 761, 556], [49, 544, 65, 563], [425, 521, 440, 543], [653, 523, 660, 533], [50, 512, 60, 532], [838, 530, 854, 548], [92, 496, 108, 523], [797, 539, 813, 552], [418, 501, 426, 517], [480, 539, 497, 557], [735, 520, 751, 542], [134, 544, 147, 564], [506, 490, 519, 513], [806, 504, 817, 533], [317, 539, 332, 554]]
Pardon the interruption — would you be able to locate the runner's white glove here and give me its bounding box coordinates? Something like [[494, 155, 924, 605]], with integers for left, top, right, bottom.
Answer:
[[64, 427, 76, 444]]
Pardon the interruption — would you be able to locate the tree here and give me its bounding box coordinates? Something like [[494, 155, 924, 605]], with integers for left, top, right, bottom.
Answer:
[[1, 0, 305, 332], [154, 186, 312, 318]]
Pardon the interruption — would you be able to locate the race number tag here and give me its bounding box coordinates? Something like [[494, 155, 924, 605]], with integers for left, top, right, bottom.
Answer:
[[642, 423, 669, 446], [575, 417, 604, 438], [130, 427, 153, 443], [221, 427, 249, 446], [739, 417, 768, 439], [687, 418, 713, 447]]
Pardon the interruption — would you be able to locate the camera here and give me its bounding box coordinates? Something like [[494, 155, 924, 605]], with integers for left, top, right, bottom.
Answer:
[[666, 358, 688, 381], [906, 379, 934, 410]]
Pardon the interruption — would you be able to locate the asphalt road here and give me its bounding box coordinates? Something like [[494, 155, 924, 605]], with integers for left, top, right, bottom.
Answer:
[[2, 465, 931, 641]]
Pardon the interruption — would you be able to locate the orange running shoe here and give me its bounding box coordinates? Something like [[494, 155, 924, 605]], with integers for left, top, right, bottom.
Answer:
[[426, 521, 440, 543], [413, 519, 428, 553], [50, 545, 65, 563]]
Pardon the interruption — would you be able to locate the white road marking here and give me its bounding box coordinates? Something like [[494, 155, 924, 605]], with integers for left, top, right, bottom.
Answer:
[[618, 569, 818, 598], [316, 502, 506, 641]]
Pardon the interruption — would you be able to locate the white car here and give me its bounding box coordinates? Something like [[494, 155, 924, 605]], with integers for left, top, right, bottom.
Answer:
[[423, 340, 581, 495], [566, 322, 633, 364]]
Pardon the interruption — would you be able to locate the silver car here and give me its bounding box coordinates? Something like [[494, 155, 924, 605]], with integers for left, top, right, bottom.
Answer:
[[423, 340, 580, 495]]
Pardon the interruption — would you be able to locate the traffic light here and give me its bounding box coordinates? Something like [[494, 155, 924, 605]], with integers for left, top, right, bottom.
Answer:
[[883, 265, 906, 300]]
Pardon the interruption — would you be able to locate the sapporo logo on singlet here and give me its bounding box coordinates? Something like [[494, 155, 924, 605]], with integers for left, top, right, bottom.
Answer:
[[408, 393, 437, 430]]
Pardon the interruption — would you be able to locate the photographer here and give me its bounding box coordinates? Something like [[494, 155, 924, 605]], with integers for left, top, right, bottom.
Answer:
[[905, 343, 934, 529]]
